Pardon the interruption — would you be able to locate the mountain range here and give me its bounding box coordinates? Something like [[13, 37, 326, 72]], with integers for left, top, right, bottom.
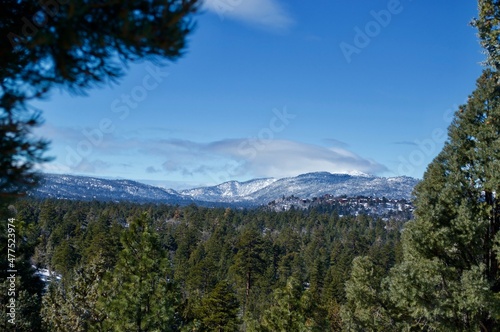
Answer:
[[30, 172, 419, 207]]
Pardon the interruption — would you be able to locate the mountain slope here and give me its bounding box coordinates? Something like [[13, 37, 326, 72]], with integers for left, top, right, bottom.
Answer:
[[30, 172, 419, 206], [246, 172, 417, 203], [31, 174, 192, 204], [180, 178, 277, 202]]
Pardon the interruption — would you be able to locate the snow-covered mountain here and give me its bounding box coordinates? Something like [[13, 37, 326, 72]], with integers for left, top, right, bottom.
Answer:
[[180, 178, 277, 202], [31, 174, 193, 204], [183, 172, 418, 204], [30, 172, 419, 206]]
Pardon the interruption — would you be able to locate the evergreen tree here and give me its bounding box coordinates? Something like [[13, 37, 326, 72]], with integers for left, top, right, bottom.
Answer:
[[341, 256, 396, 332], [33, 200, 63, 269], [259, 278, 311, 332], [196, 280, 240, 332], [473, 0, 500, 71], [40, 281, 70, 331], [99, 213, 181, 331], [186, 244, 218, 298], [0, 109, 50, 198], [80, 213, 121, 270], [41, 255, 107, 332], [50, 239, 79, 278], [380, 70, 500, 330], [324, 299, 343, 332], [229, 227, 266, 312]]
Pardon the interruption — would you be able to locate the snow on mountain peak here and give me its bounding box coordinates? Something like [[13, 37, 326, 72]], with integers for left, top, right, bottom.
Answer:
[[180, 177, 277, 201], [343, 170, 372, 177], [31, 172, 419, 206]]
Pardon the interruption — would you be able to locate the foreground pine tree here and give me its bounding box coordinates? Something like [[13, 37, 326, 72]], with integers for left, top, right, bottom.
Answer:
[[341, 256, 395, 331], [396, 69, 500, 330], [196, 280, 240, 332], [99, 213, 180, 331], [344, 69, 500, 330]]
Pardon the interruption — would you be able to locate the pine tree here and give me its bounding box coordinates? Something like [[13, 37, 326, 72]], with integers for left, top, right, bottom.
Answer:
[[40, 281, 70, 331], [341, 256, 396, 332], [81, 212, 122, 270], [196, 280, 240, 332], [473, 0, 500, 71], [33, 200, 63, 270], [382, 69, 500, 330], [0, 109, 50, 199], [259, 278, 311, 332], [41, 255, 107, 332], [186, 244, 218, 298], [229, 227, 266, 312], [99, 213, 181, 331]]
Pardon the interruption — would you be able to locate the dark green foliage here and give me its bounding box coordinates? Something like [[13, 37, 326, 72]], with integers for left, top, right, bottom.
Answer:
[[258, 277, 322, 332], [41, 255, 107, 331], [99, 213, 180, 331], [341, 256, 396, 332], [1, 0, 199, 94], [230, 227, 267, 312], [390, 69, 500, 330], [343, 70, 500, 330], [261, 278, 311, 332], [0, 110, 50, 199], [196, 280, 240, 332], [12, 198, 405, 330], [473, 0, 500, 70]]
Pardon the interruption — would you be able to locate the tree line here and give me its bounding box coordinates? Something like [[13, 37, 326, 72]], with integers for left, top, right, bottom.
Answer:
[[1, 198, 404, 331]]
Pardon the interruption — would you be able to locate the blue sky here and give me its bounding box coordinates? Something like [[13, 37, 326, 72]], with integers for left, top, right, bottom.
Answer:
[[34, 0, 483, 189]]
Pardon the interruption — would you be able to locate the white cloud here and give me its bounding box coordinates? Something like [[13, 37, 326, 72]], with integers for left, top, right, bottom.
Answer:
[[203, 0, 294, 31], [136, 138, 387, 181], [37, 123, 387, 183], [206, 139, 387, 179]]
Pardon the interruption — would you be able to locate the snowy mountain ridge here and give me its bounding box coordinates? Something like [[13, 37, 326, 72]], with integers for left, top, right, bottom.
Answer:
[[32, 174, 193, 204], [30, 172, 419, 206], [180, 178, 278, 201]]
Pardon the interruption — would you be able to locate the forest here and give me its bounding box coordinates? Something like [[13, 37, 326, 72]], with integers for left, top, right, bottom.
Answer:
[[2, 0, 500, 331], [1, 198, 404, 331]]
